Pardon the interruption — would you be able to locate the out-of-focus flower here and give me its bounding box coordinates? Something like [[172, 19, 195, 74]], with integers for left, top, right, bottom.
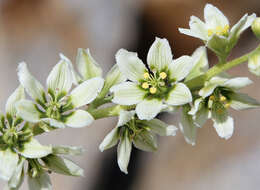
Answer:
[[179, 3, 256, 59], [0, 86, 52, 190], [99, 110, 178, 174], [111, 37, 193, 120], [16, 57, 104, 129], [189, 76, 260, 140]]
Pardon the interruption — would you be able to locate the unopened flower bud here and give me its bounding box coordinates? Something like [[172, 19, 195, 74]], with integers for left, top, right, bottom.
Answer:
[[248, 51, 260, 76], [252, 18, 260, 39]]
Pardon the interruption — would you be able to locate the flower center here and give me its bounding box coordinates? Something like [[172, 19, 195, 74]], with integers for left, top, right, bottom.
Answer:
[[209, 94, 230, 108], [208, 25, 229, 37], [46, 101, 62, 120], [140, 71, 169, 97]]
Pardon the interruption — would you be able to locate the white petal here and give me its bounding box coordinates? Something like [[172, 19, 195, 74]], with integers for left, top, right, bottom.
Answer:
[[179, 106, 197, 146], [179, 16, 208, 40], [117, 131, 132, 174], [204, 3, 229, 29], [188, 98, 203, 115], [116, 49, 146, 82], [65, 110, 94, 128], [70, 77, 104, 108], [17, 62, 45, 103], [5, 85, 25, 117], [99, 127, 119, 152], [76, 48, 102, 80], [19, 138, 52, 158], [194, 106, 209, 128], [15, 100, 42, 123], [0, 149, 19, 181], [223, 77, 252, 90], [140, 119, 178, 136], [111, 82, 145, 105], [166, 83, 192, 106], [229, 92, 260, 110], [185, 46, 209, 81], [169, 56, 193, 81], [147, 37, 172, 71], [42, 155, 84, 177], [231, 14, 256, 37], [136, 99, 163, 120], [60, 53, 79, 85], [133, 131, 158, 152], [117, 110, 135, 127], [53, 145, 84, 155], [28, 172, 52, 190], [213, 116, 234, 140], [46, 59, 72, 95], [41, 118, 65, 129], [199, 76, 227, 98], [8, 158, 25, 188], [101, 64, 127, 97]]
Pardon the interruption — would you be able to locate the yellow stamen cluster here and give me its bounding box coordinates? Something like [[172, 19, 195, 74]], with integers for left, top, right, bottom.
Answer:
[[208, 25, 230, 37], [141, 71, 168, 95], [224, 103, 230, 108]]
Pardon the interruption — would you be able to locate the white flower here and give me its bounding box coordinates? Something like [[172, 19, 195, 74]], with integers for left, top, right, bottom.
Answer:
[[111, 37, 193, 120], [99, 110, 177, 174], [248, 50, 260, 76], [16, 59, 104, 129], [179, 3, 256, 58], [0, 86, 52, 184], [189, 76, 260, 140]]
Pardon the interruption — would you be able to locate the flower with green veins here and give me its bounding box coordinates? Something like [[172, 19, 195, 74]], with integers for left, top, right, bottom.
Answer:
[[188, 76, 260, 140], [99, 110, 177, 174], [0, 86, 52, 189], [179, 3, 256, 59], [15, 57, 104, 129], [111, 37, 193, 120], [248, 50, 260, 76]]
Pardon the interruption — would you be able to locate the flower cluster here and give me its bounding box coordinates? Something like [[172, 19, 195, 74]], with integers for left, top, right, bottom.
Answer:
[[0, 3, 260, 190]]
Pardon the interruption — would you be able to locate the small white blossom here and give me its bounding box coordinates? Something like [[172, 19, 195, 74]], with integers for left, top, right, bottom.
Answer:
[[16, 59, 104, 129], [189, 76, 260, 140], [179, 3, 256, 58], [111, 37, 193, 120], [99, 110, 177, 174]]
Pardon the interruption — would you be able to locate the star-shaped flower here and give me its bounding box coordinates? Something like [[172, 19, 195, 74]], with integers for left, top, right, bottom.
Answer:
[[188, 76, 260, 140], [16, 56, 104, 129], [99, 110, 177, 174], [0, 86, 52, 189], [179, 3, 256, 59], [111, 37, 193, 120]]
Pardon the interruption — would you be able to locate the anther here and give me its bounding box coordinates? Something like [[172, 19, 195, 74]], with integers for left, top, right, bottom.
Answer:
[[159, 72, 167, 79], [220, 96, 226, 102], [142, 82, 149, 89], [149, 87, 157, 94], [209, 95, 215, 101], [143, 72, 150, 79], [224, 103, 230, 108]]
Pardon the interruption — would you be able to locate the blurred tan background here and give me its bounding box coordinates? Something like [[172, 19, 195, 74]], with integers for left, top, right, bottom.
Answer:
[[0, 0, 260, 189]]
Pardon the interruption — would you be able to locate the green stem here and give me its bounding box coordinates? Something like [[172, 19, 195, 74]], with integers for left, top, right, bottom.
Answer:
[[185, 44, 260, 90], [88, 105, 135, 120]]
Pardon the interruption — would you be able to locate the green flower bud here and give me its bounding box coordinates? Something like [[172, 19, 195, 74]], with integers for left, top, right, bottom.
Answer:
[[252, 18, 260, 39], [248, 51, 260, 76]]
